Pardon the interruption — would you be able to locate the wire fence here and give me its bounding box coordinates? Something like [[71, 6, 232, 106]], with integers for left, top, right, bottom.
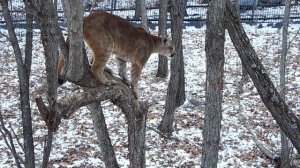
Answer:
[[0, 0, 300, 30]]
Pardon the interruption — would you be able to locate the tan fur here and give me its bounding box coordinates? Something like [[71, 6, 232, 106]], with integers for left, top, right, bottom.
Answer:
[[58, 12, 175, 98]]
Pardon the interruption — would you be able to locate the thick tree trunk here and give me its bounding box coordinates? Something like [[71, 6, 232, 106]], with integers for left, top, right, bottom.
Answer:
[[125, 104, 148, 168], [36, 0, 61, 166], [201, 0, 225, 167], [88, 102, 120, 168], [225, 0, 300, 153], [158, 0, 185, 135], [62, 0, 85, 83], [0, 1, 35, 167], [280, 0, 292, 167], [156, 0, 169, 78]]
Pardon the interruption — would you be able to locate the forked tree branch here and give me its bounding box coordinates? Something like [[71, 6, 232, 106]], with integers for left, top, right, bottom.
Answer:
[[0, 111, 24, 167], [35, 70, 149, 168], [9, 123, 25, 152], [35, 69, 138, 130]]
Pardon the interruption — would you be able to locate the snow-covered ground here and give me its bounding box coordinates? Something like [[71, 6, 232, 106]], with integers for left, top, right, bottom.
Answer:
[[0, 23, 300, 167]]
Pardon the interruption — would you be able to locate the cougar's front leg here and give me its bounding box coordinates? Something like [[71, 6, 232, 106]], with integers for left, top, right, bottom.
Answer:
[[131, 63, 143, 98], [91, 52, 112, 85], [117, 58, 130, 85]]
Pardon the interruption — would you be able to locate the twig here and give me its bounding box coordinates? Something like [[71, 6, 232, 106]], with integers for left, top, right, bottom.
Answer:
[[88, 0, 97, 14], [240, 113, 280, 161], [287, 28, 300, 52], [9, 123, 25, 152], [0, 31, 10, 39], [147, 125, 180, 141], [0, 111, 24, 167]]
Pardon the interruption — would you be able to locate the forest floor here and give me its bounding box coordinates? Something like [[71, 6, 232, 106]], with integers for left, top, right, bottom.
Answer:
[[0, 23, 300, 167]]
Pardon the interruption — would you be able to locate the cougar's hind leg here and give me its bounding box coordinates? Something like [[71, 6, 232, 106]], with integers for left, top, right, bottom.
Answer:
[[91, 56, 112, 74], [91, 51, 112, 85], [57, 54, 66, 85], [117, 57, 130, 85], [130, 63, 143, 98]]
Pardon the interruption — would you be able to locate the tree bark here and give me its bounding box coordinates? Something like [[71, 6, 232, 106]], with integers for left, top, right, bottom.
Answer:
[[156, 0, 169, 78], [0, 111, 24, 168], [125, 103, 148, 168], [0, 1, 35, 167], [140, 0, 148, 31], [88, 102, 119, 168], [201, 0, 225, 167], [158, 0, 185, 135], [225, 0, 300, 153], [24, 2, 33, 77], [35, 0, 60, 166], [133, 0, 142, 19], [62, 0, 85, 83], [280, 0, 292, 167]]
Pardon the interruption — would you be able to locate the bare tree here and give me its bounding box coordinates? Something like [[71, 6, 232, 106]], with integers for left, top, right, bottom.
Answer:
[[0, 1, 35, 167], [158, 0, 185, 135], [156, 0, 169, 78], [201, 0, 225, 167], [25, 0, 62, 166], [225, 0, 300, 153], [280, 0, 292, 167]]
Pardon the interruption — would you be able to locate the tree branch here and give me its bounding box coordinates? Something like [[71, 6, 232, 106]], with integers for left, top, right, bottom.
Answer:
[[9, 123, 25, 152], [35, 70, 136, 131], [0, 111, 24, 167], [225, 0, 300, 153], [240, 113, 280, 162]]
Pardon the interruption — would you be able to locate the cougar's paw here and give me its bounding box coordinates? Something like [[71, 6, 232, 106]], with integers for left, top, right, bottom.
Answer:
[[104, 80, 112, 86], [104, 79, 118, 86], [110, 80, 118, 85]]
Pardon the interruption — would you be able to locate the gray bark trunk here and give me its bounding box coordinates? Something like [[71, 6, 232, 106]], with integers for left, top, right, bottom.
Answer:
[[88, 102, 120, 168], [140, 0, 148, 31], [280, 0, 292, 167], [0, 1, 35, 167], [225, 0, 300, 153], [133, 0, 142, 19], [35, 0, 60, 166], [62, 0, 85, 83], [156, 0, 169, 78], [158, 0, 185, 135], [201, 0, 225, 167]]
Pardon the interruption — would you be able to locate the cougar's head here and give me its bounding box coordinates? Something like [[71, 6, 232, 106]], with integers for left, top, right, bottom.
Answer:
[[157, 37, 175, 57]]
